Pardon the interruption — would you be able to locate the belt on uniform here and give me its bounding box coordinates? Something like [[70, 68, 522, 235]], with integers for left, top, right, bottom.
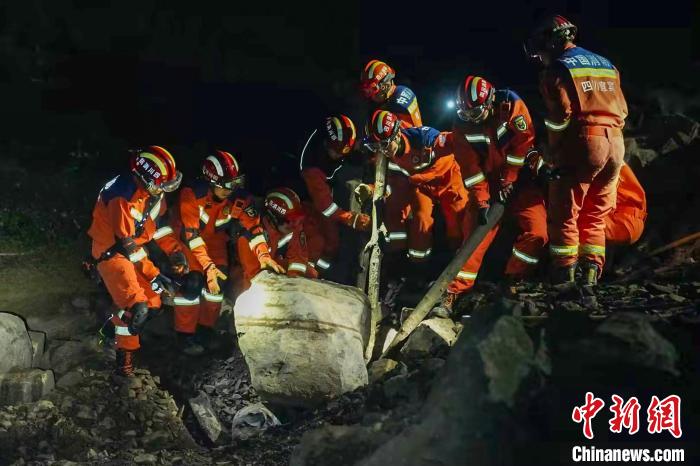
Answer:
[[578, 126, 623, 137]]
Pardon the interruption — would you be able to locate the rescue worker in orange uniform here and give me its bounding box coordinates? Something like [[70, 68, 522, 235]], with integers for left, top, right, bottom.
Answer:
[[88, 146, 183, 378], [605, 163, 646, 245], [432, 75, 543, 316], [526, 15, 628, 285], [360, 59, 434, 260], [365, 110, 468, 262], [300, 115, 371, 274], [170, 150, 284, 355], [236, 187, 319, 290]]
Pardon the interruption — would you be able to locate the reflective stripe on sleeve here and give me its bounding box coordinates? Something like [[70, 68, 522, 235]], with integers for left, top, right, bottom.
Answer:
[[388, 162, 410, 176], [128, 248, 147, 263], [277, 233, 293, 249], [153, 226, 174, 240], [249, 235, 266, 250], [385, 232, 408, 242], [465, 134, 491, 144], [506, 155, 526, 166], [464, 172, 486, 188], [457, 271, 478, 281], [322, 203, 339, 217], [544, 118, 570, 132], [496, 123, 508, 140], [288, 262, 308, 274], [407, 248, 432, 259], [215, 216, 232, 227], [199, 206, 210, 224], [189, 237, 205, 250], [114, 326, 134, 336]]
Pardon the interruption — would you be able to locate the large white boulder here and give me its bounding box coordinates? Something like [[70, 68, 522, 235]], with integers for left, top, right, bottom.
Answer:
[[233, 272, 370, 407], [0, 312, 33, 374]]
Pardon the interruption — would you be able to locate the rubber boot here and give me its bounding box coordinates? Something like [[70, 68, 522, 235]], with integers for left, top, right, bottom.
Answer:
[[178, 332, 204, 356], [550, 262, 577, 285], [114, 349, 135, 378], [579, 259, 600, 287], [195, 325, 222, 351]]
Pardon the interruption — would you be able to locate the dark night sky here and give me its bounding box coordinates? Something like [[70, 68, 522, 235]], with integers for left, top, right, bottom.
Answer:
[[0, 0, 696, 189]]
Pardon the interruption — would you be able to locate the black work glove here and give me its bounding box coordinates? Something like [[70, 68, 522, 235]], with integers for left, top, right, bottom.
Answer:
[[537, 164, 562, 183], [478, 204, 490, 226], [151, 274, 176, 297], [169, 251, 189, 276], [497, 180, 514, 203]]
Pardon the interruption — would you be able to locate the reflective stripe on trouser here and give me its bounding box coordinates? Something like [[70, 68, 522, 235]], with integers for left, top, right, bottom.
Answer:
[[97, 255, 161, 350], [382, 173, 413, 253], [448, 202, 500, 294], [504, 183, 548, 278], [548, 131, 624, 269], [111, 309, 140, 351]]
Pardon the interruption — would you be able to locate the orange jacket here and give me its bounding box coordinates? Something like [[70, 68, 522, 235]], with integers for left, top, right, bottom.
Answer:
[[614, 164, 646, 218], [539, 43, 628, 152], [453, 90, 535, 207], [88, 173, 180, 280], [239, 215, 318, 282], [300, 129, 355, 225], [171, 179, 270, 271]]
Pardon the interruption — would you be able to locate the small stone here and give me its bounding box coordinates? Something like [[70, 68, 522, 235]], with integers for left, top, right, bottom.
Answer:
[[1, 420, 11, 429], [128, 389, 136, 398], [99, 416, 116, 430], [137, 393, 147, 401], [203, 384, 215, 394], [124, 430, 137, 437], [153, 376, 160, 384], [133, 453, 157, 464], [668, 294, 687, 303], [71, 296, 90, 309], [86, 448, 98, 460], [128, 412, 136, 421]]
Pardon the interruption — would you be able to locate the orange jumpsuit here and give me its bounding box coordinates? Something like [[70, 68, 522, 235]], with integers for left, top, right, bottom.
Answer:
[[450, 90, 543, 293], [388, 127, 467, 260], [237, 215, 318, 290], [170, 179, 271, 334], [88, 173, 181, 351], [300, 131, 356, 271], [301, 202, 332, 272], [371, 85, 435, 259], [605, 164, 646, 245], [541, 43, 628, 272]]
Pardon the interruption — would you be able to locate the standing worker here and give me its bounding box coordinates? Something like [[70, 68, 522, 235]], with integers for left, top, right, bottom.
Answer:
[[526, 15, 628, 285], [88, 146, 183, 378]]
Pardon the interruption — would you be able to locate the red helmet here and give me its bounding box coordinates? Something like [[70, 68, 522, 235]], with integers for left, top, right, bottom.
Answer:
[[323, 115, 357, 155], [455, 75, 495, 123], [265, 187, 304, 225], [360, 59, 395, 99], [202, 150, 245, 190], [365, 110, 402, 153], [130, 145, 182, 193], [525, 15, 577, 59]]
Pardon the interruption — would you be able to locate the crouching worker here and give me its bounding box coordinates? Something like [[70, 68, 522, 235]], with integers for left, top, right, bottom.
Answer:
[[236, 187, 319, 290], [170, 150, 284, 355], [88, 146, 182, 379]]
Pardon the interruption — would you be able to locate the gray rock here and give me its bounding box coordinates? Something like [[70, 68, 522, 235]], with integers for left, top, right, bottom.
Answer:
[[0, 368, 55, 405], [230, 403, 281, 441], [28, 330, 46, 368], [189, 392, 222, 443], [291, 424, 391, 466], [367, 359, 399, 384], [26, 305, 94, 340], [0, 313, 33, 373], [399, 318, 459, 360], [234, 272, 370, 407], [42, 340, 98, 376], [56, 370, 84, 389]]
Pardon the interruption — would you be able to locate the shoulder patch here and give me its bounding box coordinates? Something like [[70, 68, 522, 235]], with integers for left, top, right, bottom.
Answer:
[[244, 205, 258, 218], [513, 115, 528, 132]]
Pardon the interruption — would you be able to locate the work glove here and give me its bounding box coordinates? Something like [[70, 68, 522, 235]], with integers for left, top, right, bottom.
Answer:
[[205, 264, 228, 295], [477, 202, 490, 226], [526, 148, 561, 183], [169, 251, 189, 276], [258, 253, 286, 274], [496, 180, 514, 203], [537, 164, 562, 183], [151, 274, 176, 297]]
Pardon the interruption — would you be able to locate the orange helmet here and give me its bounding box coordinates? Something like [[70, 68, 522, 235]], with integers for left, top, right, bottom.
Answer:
[[130, 145, 181, 193], [202, 150, 245, 189], [322, 114, 357, 155], [455, 75, 495, 123], [525, 15, 577, 59], [365, 110, 402, 153], [360, 59, 395, 99], [265, 187, 304, 225]]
